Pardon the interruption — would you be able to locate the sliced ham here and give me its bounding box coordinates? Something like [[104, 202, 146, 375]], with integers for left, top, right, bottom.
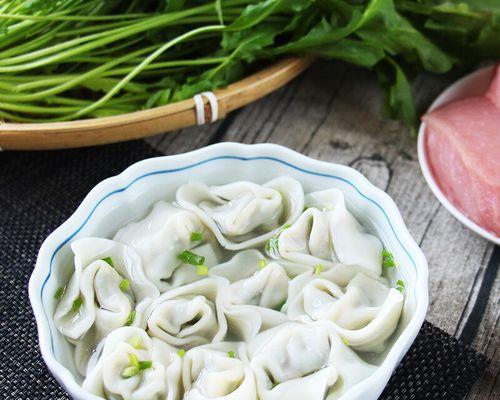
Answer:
[[422, 71, 500, 237]]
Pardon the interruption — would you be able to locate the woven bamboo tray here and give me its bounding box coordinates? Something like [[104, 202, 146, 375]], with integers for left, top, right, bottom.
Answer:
[[0, 57, 313, 151]]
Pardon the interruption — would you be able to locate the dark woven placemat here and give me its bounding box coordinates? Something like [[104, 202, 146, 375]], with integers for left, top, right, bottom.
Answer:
[[0, 141, 489, 399]]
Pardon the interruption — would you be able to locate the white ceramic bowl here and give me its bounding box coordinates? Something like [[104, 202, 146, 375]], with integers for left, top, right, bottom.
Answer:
[[29, 143, 428, 400], [418, 65, 500, 245]]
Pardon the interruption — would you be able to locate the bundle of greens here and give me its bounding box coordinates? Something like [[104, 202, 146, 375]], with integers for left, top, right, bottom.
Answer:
[[0, 0, 498, 129]]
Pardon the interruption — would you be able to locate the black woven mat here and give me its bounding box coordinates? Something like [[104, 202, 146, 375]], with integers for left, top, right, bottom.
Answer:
[[0, 141, 489, 399]]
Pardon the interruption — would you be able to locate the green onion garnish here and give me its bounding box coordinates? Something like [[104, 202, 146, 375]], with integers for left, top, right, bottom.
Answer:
[[54, 287, 65, 300], [129, 353, 139, 367], [227, 351, 235, 358], [102, 257, 114, 267], [396, 279, 405, 293], [314, 264, 324, 275], [177, 250, 205, 266], [119, 279, 130, 292], [196, 265, 209, 276], [265, 224, 291, 252], [128, 336, 143, 349], [259, 259, 268, 269], [71, 297, 83, 312], [382, 250, 396, 268], [342, 337, 350, 346], [178, 348, 186, 357], [139, 360, 153, 370], [121, 366, 139, 379], [274, 300, 286, 312], [190, 232, 203, 242], [125, 310, 136, 326]]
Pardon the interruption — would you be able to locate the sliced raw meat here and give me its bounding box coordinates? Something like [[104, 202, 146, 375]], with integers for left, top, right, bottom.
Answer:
[[422, 96, 500, 236], [486, 64, 500, 109]]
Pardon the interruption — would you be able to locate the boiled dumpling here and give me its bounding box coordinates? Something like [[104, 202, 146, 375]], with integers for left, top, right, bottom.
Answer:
[[114, 201, 221, 292], [287, 271, 404, 352], [54, 238, 158, 375], [247, 321, 376, 400], [146, 278, 228, 349], [182, 342, 257, 400], [272, 189, 382, 276], [176, 177, 304, 250], [83, 327, 181, 400], [210, 250, 289, 340]]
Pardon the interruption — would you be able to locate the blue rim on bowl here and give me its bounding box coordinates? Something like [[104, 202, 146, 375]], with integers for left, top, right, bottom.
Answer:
[[418, 65, 500, 245], [29, 143, 429, 400]]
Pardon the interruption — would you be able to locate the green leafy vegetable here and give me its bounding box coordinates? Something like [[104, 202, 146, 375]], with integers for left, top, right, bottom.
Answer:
[[0, 0, 497, 129], [228, 350, 235, 358]]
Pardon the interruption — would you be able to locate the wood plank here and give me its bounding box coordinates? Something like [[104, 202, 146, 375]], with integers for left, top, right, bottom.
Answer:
[[149, 60, 499, 398]]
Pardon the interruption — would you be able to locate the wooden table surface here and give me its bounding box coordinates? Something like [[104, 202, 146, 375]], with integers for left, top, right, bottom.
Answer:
[[146, 60, 499, 399]]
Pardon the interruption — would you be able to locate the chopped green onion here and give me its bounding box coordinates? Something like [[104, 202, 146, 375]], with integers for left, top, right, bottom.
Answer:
[[259, 259, 268, 269], [274, 300, 286, 312], [54, 287, 65, 300], [71, 297, 83, 312], [139, 360, 153, 370], [396, 279, 405, 293], [190, 232, 203, 242], [128, 336, 143, 349], [178, 348, 186, 357], [178, 250, 205, 266], [125, 310, 136, 326], [128, 353, 140, 368], [314, 264, 324, 275], [102, 257, 114, 267], [382, 250, 396, 268], [227, 351, 235, 358], [265, 224, 291, 252], [341, 337, 350, 346], [121, 366, 139, 379], [119, 279, 130, 292], [196, 265, 209, 276]]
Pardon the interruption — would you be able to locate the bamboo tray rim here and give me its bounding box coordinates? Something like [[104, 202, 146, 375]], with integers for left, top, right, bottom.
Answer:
[[0, 57, 314, 150]]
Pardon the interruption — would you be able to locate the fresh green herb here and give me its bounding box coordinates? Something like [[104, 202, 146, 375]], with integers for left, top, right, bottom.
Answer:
[[177, 250, 205, 266], [178, 348, 186, 357], [54, 286, 65, 300], [121, 366, 139, 379], [125, 310, 136, 326], [259, 259, 268, 269], [0, 1, 497, 130], [265, 224, 291, 253], [382, 250, 396, 268], [128, 336, 143, 349], [102, 257, 114, 267], [396, 279, 405, 293], [341, 337, 350, 346], [196, 264, 209, 276], [227, 350, 235, 358], [119, 279, 130, 292], [71, 297, 83, 312], [314, 264, 324, 275], [190, 232, 203, 242]]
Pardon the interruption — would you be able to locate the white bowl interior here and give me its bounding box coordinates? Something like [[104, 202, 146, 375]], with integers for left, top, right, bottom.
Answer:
[[32, 144, 427, 399], [418, 65, 500, 245]]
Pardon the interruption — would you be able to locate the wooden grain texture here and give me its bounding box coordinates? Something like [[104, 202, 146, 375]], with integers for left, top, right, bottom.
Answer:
[[146, 60, 499, 399]]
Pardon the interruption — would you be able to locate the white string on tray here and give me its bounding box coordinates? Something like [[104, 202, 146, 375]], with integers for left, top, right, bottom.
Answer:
[[193, 91, 218, 125]]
